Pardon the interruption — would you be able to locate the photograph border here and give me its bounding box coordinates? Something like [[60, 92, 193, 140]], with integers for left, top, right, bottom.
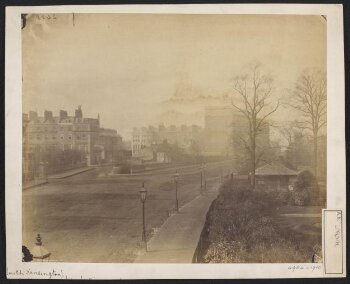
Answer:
[[4, 2, 347, 280]]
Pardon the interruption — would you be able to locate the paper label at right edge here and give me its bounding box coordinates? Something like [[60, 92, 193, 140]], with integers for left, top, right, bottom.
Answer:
[[323, 209, 344, 274]]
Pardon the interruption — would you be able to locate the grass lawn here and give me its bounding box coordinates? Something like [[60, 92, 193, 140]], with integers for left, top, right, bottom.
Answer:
[[274, 205, 322, 261]]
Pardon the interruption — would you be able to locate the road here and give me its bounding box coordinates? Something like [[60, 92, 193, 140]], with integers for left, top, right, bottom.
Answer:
[[22, 160, 233, 263]]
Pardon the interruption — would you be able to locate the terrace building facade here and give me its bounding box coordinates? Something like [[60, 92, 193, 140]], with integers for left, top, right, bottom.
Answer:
[[24, 106, 101, 166], [23, 106, 124, 181]]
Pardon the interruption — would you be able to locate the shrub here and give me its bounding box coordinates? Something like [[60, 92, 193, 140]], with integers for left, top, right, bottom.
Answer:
[[292, 170, 320, 206], [22, 246, 33, 262], [291, 190, 310, 206], [276, 191, 291, 205], [204, 240, 246, 263], [197, 180, 319, 263], [294, 170, 318, 191], [249, 240, 307, 263]]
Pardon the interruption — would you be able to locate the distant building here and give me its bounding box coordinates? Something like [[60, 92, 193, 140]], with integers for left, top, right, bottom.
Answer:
[[131, 127, 152, 156], [23, 106, 100, 167], [23, 107, 125, 179], [133, 146, 154, 162], [202, 106, 270, 159], [131, 124, 203, 158], [157, 124, 202, 148], [131, 143, 171, 164], [202, 107, 236, 156]]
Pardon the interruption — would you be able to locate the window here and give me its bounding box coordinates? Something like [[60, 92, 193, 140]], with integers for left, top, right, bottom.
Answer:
[[60, 126, 64, 131], [52, 136, 56, 140], [68, 134, 72, 140], [45, 135, 48, 140], [60, 134, 64, 140], [37, 135, 41, 140], [77, 136, 80, 140], [44, 127, 47, 132]]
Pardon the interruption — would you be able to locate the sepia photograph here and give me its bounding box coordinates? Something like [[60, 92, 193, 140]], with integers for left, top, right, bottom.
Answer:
[[20, 13, 327, 264], [4, 3, 346, 279]]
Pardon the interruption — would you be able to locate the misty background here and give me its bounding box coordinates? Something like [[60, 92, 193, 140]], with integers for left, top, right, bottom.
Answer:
[[22, 13, 326, 140]]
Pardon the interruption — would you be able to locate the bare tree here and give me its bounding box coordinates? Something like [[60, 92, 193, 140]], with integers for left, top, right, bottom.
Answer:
[[231, 61, 280, 188], [277, 121, 310, 169], [278, 120, 305, 146], [291, 69, 326, 178]]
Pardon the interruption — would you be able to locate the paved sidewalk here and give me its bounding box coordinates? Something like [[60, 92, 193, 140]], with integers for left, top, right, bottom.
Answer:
[[134, 178, 221, 263], [48, 167, 95, 179]]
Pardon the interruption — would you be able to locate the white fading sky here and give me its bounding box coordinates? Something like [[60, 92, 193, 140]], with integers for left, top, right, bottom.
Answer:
[[22, 13, 326, 139]]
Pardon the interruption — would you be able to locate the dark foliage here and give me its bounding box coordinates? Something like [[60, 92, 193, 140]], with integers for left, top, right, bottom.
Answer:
[[291, 170, 321, 206], [22, 246, 33, 262], [194, 180, 320, 263]]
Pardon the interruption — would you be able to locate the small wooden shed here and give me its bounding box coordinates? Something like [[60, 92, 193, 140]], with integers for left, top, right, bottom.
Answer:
[[254, 162, 298, 191]]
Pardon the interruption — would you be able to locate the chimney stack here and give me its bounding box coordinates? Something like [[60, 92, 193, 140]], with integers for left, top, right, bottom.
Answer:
[[29, 111, 38, 121], [44, 110, 53, 121], [59, 110, 68, 121], [75, 105, 83, 118]]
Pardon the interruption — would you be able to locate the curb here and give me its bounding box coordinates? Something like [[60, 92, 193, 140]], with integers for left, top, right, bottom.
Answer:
[[48, 167, 95, 179], [23, 180, 48, 190]]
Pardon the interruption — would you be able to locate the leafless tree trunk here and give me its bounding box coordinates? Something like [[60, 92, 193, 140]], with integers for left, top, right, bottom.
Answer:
[[291, 69, 326, 178], [279, 121, 299, 146], [231, 61, 280, 188]]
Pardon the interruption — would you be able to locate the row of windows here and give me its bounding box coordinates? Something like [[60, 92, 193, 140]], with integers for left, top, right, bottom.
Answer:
[[29, 134, 88, 140], [31, 125, 89, 131], [133, 140, 148, 144], [25, 144, 88, 152], [62, 144, 88, 152], [133, 135, 150, 140], [132, 145, 146, 150]]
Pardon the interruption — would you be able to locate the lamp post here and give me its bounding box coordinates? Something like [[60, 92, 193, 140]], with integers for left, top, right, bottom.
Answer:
[[31, 234, 51, 262], [45, 161, 49, 181], [139, 183, 147, 251], [174, 171, 180, 212]]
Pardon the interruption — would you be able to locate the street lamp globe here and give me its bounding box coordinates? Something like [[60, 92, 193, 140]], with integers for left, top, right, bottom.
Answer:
[[139, 183, 147, 203], [174, 171, 180, 182]]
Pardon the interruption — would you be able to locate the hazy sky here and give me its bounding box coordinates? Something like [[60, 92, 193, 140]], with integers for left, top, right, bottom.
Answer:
[[22, 13, 326, 138]]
